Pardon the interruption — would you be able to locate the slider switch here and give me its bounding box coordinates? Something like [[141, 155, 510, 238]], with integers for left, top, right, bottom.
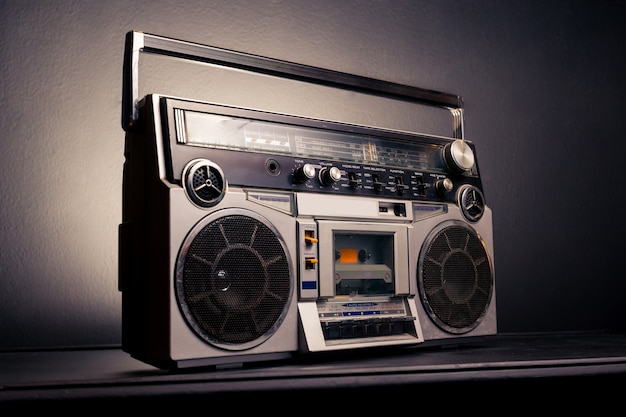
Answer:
[[372, 174, 384, 191], [395, 176, 406, 195], [348, 172, 359, 188]]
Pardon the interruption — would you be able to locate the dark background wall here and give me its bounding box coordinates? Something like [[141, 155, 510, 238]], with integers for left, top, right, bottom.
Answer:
[[1, 0, 625, 351]]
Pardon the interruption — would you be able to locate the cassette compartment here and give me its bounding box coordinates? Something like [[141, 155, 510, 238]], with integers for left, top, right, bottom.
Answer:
[[298, 218, 423, 352]]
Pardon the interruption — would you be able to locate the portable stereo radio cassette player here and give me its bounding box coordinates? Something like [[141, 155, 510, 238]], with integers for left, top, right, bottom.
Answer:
[[118, 31, 496, 369]]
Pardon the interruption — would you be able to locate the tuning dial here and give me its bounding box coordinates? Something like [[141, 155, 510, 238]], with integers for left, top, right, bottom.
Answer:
[[444, 139, 475, 173], [319, 166, 342, 186], [294, 164, 316, 183]]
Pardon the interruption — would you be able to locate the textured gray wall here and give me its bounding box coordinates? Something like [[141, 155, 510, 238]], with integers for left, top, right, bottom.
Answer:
[[1, 0, 625, 350]]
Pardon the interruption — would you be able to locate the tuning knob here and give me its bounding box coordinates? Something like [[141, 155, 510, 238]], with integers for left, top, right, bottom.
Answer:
[[294, 164, 316, 183], [319, 166, 341, 186], [444, 139, 475, 173]]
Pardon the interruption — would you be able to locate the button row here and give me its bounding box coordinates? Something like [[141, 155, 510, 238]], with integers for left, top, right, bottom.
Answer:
[[322, 318, 415, 340]]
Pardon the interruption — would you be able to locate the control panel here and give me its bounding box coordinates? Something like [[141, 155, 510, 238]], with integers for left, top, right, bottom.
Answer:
[[163, 97, 484, 204]]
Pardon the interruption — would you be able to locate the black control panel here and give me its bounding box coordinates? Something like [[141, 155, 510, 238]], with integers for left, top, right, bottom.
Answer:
[[161, 96, 484, 204]]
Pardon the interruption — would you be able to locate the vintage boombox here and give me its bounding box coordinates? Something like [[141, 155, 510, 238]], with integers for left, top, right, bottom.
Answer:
[[118, 31, 496, 369]]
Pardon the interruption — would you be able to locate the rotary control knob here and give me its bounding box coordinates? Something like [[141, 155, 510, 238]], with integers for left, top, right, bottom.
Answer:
[[319, 166, 342, 186], [294, 163, 316, 183], [436, 178, 454, 196], [443, 139, 475, 173]]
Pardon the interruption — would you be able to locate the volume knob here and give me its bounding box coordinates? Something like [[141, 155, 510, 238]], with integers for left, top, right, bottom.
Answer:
[[444, 139, 475, 173], [319, 166, 341, 186]]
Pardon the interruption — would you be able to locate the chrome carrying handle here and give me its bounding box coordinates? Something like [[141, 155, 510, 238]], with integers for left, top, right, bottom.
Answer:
[[122, 30, 464, 138]]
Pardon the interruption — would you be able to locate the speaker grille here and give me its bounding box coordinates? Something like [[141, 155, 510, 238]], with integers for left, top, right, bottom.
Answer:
[[182, 159, 226, 208], [176, 212, 292, 349], [418, 221, 493, 334]]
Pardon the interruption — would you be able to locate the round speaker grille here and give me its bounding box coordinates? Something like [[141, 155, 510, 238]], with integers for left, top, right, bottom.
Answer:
[[418, 220, 493, 334], [182, 159, 226, 208], [459, 185, 485, 223], [176, 210, 292, 350]]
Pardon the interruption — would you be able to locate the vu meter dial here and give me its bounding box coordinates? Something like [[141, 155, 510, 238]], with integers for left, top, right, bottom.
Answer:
[[444, 139, 475, 173]]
